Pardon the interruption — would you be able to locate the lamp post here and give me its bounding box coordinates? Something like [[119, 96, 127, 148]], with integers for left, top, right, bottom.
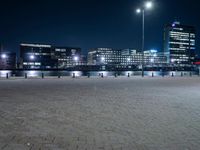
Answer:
[[136, 1, 153, 77]]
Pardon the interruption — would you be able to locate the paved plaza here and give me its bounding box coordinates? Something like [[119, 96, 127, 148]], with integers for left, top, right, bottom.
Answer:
[[0, 77, 200, 150]]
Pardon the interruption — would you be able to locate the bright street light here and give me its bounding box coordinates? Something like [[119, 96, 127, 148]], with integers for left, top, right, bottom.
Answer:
[[101, 57, 105, 61], [145, 1, 153, 9], [74, 56, 79, 61], [136, 9, 141, 14], [30, 55, 35, 60], [1, 54, 7, 59], [136, 1, 154, 77]]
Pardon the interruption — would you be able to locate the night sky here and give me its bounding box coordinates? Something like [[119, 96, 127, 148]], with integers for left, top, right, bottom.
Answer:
[[0, 0, 199, 56]]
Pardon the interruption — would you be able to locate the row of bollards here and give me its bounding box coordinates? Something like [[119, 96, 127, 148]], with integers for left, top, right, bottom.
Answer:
[[2, 72, 197, 79]]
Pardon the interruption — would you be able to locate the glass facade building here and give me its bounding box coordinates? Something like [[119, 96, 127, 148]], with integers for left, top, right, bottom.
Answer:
[[88, 48, 166, 67], [52, 47, 83, 68], [164, 22, 196, 66], [20, 43, 83, 69], [20, 44, 56, 69]]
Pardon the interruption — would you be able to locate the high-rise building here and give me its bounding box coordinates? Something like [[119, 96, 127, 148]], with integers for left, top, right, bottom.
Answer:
[[0, 52, 16, 69], [164, 21, 196, 66]]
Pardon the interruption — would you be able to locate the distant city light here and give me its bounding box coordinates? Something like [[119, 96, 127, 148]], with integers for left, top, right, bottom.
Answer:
[[127, 58, 131, 62], [1, 54, 7, 59], [150, 49, 157, 53], [74, 56, 79, 61], [30, 55, 35, 60], [101, 57, 105, 61], [171, 59, 175, 63], [150, 58, 154, 63]]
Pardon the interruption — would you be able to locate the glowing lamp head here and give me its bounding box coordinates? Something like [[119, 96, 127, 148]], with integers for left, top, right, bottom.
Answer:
[[145, 1, 153, 9], [150, 58, 154, 63], [136, 8, 141, 13], [101, 57, 105, 61], [1, 54, 7, 59], [74, 56, 79, 61], [30, 55, 35, 60]]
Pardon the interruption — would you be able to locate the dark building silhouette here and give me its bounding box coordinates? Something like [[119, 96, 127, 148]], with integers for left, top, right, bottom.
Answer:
[[20, 43, 83, 69], [0, 52, 16, 69]]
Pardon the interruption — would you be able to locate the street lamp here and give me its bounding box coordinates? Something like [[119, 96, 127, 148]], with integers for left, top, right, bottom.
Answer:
[[136, 1, 154, 77], [1, 54, 7, 59]]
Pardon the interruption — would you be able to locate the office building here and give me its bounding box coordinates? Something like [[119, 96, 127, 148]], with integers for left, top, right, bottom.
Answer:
[[20, 43, 56, 69], [164, 21, 196, 66], [88, 48, 167, 67], [52, 47, 83, 68], [0, 52, 16, 69], [20, 43, 83, 69]]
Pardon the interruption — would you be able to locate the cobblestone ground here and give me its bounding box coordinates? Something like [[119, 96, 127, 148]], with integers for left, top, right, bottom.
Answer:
[[0, 77, 200, 150]]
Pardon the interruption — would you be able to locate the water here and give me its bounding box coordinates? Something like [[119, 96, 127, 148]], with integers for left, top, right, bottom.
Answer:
[[0, 70, 198, 78]]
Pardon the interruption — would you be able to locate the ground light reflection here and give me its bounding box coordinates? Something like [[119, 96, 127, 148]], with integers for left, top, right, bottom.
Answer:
[[0, 70, 11, 77], [71, 71, 82, 77]]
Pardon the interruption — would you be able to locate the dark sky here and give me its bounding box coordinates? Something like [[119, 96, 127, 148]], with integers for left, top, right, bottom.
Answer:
[[0, 0, 199, 55]]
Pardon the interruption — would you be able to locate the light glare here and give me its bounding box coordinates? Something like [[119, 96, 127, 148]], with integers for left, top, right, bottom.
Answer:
[[1, 54, 7, 59], [101, 57, 105, 61], [30, 55, 35, 60], [136, 8, 141, 13], [74, 56, 79, 61], [145, 1, 153, 9]]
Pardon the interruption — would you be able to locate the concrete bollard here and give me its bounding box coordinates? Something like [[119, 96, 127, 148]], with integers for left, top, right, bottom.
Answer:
[[58, 74, 61, 78], [152, 72, 154, 77], [101, 73, 104, 78], [115, 73, 117, 78], [25, 73, 27, 79], [181, 72, 183, 77], [72, 73, 75, 78], [128, 73, 130, 78], [190, 72, 192, 77], [42, 73, 44, 79], [172, 72, 174, 77]]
